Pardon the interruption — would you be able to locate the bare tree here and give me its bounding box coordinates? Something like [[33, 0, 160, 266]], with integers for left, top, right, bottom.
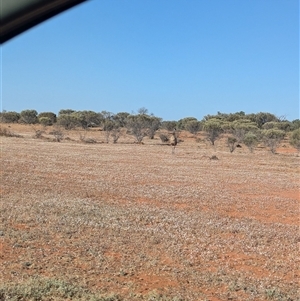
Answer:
[[137, 107, 149, 115], [126, 114, 149, 143], [111, 126, 122, 143]]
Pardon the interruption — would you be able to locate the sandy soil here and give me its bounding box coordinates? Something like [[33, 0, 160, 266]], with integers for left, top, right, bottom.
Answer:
[[0, 124, 299, 300]]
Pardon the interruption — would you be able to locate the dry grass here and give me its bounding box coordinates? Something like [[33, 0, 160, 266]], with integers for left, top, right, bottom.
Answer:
[[0, 125, 299, 301]]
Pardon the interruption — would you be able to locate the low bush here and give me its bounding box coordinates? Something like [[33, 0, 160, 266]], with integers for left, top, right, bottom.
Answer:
[[0, 127, 22, 138], [159, 133, 169, 143]]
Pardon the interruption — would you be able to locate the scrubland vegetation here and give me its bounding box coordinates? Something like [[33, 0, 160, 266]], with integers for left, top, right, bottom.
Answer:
[[0, 109, 299, 301], [1, 109, 300, 154]]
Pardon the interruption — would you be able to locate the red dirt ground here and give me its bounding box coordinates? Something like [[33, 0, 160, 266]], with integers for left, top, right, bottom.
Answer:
[[0, 124, 299, 300]]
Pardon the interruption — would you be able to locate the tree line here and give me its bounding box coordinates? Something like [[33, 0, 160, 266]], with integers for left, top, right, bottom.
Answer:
[[1, 109, 300, 153]]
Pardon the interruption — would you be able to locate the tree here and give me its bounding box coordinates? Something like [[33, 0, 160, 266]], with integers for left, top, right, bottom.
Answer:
[[243, 132, 259, 153], [101, 111, 114, 143], [75, 110, 103, 128], [57, 114, 81, 130], [161, 121, 177, 131], [251, 112, 279, 128], [203, 111, 246, 122], [20, 110, 38, 124], [126, 114, 150, 143], [147, 116, 162, 139], [137, 107, 148, 115], [262, 129, 285, 154], [58, 109, 76, 115], [203, 119, 224, 145], [113, 112, 130, 127], [177, 117, 197, 130], [230, 120, 259, 143], [289, 129, 300, 152], [0, 111, 20, 123], [185, 120, 202, 136], [111, 125, 122, 143], [103, 120, 114, 143]]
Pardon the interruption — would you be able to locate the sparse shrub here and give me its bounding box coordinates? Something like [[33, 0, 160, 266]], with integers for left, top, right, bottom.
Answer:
[[262, 129, 285, 154], [177, 117, 197, 130], [159, 133, 169, 143], [79, 131, 97, 143], [50, 127, 64, 142], [289, 128, 300, 152], [113, 112, 130, 127], [227, 136, 237, 153], [111, 127, 122, 143], [57, 113, 81, 130], [39, 116, 53, 126], [291, 119, 300, 130], [230, 119, 259, 143], [0, 127, 22, 138], [252, 112, 279, 128], [243, 132, 259, 152], [0, 127, 13, 137], [147, 116, 162, 139], [32, 128, 44, 139], [103, 120, 114, 143], [262, 121, 279, 130], [126, 114, 149, 143], [185, 120, 202, 135], [38, 112, 57, 124], [76, 110, 103, 128], [20, 109, 38, 124], [0, 111, 20, 123], [203, 118, 224, 145], [161, 121, 177, 131]]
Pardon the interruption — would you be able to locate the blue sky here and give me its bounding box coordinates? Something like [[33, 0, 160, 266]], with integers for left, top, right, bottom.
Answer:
[[1, 0, 299, 121]]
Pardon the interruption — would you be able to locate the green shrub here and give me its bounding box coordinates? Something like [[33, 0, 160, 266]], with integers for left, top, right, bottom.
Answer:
[[0, 111, 20, 123], [39, 117, 53, 126], [290, 128, 300, 151], [262, 129, 285, 154], [38, 112, 57, 124], [243, 132, 259, 153], [20, 109, 38, 124]]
